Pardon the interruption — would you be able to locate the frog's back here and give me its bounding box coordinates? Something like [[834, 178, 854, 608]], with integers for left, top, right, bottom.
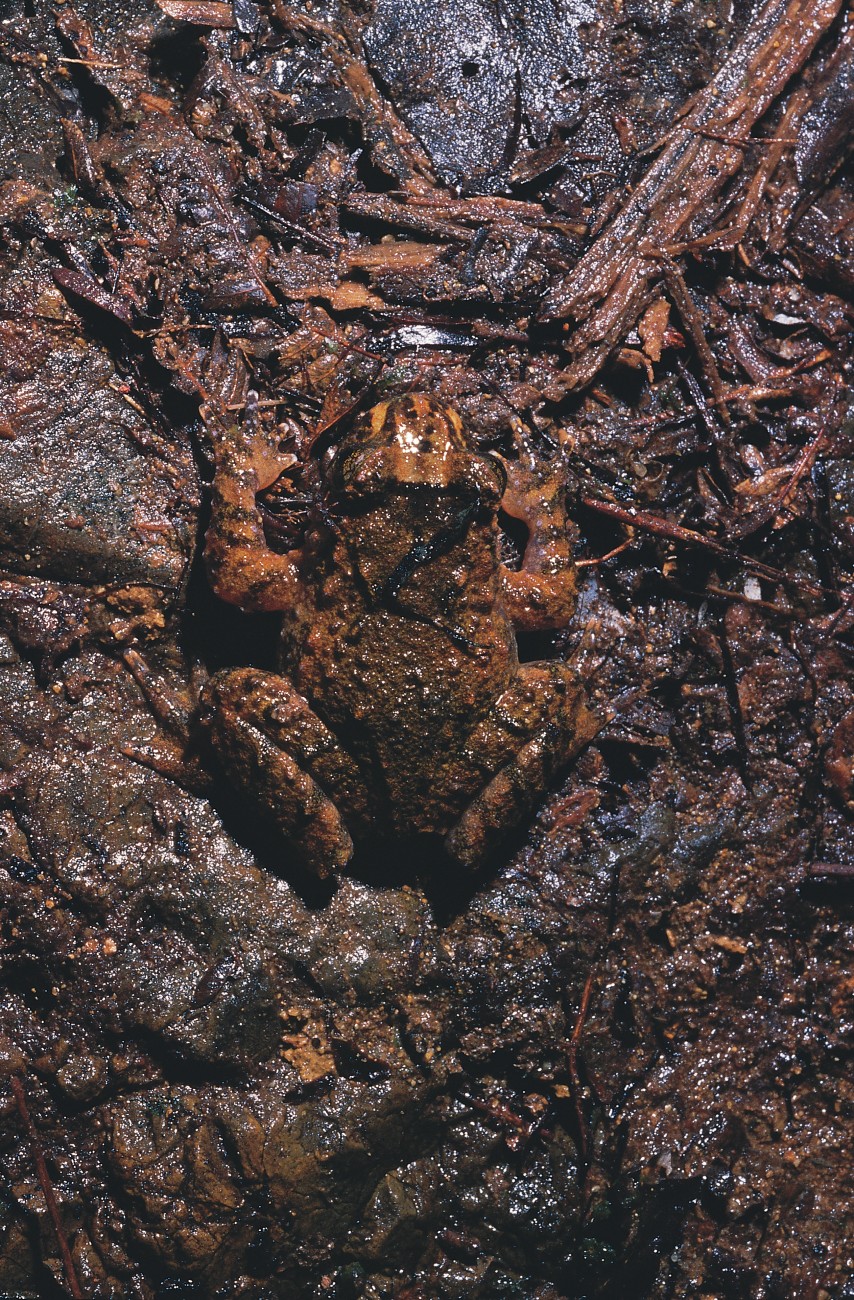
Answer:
[[282, 394, 519, 833], [285, 522, 517, 833]]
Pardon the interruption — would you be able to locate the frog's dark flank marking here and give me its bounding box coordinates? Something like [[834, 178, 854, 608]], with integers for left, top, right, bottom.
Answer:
[[381, 499, 481, 602]]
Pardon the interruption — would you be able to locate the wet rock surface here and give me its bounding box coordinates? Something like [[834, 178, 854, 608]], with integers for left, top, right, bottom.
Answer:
[[0, 0, 852, 1297]]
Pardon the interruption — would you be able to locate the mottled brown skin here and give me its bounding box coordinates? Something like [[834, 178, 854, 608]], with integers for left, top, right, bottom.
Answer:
[[201, 394, 594, 876]]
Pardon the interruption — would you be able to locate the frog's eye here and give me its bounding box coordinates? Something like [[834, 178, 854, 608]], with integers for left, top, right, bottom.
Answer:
[[328, 443, 371, 493], [485, 452, 507, 496], [328, 448, 354, 489]]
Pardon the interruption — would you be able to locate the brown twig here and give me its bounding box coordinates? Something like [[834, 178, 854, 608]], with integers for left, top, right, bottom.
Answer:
[[772, 427, 827, 516], [676, 359, 731, 490], [576, 538, 636, 568], [568, 972, 595, 1163], [677, 85, 811, 253], [702, 583, 798, 617], [56, 56, 123, 69], [689, 125, 801, 147], [10, 1075, 84, 1300], [660, 258, 728, 418], [579, 494, 834, 600]]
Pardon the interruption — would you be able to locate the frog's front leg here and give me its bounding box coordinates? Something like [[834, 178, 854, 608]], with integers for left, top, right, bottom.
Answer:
[[200, 669, 371, 877], [499, 434, 577, 633], [445, 663, 597, 869], [204, 392, 302, 613]]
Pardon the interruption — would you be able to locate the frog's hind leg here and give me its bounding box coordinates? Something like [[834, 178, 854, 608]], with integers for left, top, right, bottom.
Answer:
[[445, 662, 597, 870], [200, 668, 368, 878]]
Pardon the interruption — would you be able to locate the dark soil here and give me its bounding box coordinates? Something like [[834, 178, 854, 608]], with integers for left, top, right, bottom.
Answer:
[[0, 0, 851, 1296]]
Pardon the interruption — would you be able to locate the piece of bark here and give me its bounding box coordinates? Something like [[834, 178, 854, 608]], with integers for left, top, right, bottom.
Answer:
[[538, 0, 845, 392], [155, 0, 236, 27]]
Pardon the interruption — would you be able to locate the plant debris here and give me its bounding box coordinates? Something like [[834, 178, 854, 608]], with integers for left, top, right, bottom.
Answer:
[[0, 0, 851, 1296]]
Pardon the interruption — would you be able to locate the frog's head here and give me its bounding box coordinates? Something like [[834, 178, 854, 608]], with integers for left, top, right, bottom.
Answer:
[[329, 395, 505, 500]]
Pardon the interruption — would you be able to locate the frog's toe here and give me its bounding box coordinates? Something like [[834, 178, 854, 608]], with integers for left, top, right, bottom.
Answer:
[[445, 727, 557, 869], [201, 670, 354, 878], [446, 663, 598, 868], [217, 710, 353, 877]]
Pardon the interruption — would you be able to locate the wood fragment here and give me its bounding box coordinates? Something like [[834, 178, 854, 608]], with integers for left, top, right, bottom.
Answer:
[[52, 267, 134, 326], [660, 256, 728, 417], [680, 83, 812, 253], [538, 0, 845, 392], [568, 973, 595, 1164], [155, 0, 236, 26], [10, 1076, 84, 1300], [637, 298, 671, 363]]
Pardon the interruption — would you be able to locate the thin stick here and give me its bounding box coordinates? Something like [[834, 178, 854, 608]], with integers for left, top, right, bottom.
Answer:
[[10, 1075, 84, 1300], [568, 973, 595, 1163], [579, 494, 833, 600]]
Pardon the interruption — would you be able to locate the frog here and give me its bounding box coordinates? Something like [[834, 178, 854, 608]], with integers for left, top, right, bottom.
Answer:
[[200, 392, 596, 877]]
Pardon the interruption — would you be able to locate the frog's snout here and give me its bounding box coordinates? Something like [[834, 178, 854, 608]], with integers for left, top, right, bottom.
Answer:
[[368, 393, 467, 456], [333, 394, 505, 498]]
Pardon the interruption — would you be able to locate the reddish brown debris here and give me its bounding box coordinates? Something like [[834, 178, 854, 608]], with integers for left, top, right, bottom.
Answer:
[[538, 0, 845, 391], [10, 1076, 83, 1300]]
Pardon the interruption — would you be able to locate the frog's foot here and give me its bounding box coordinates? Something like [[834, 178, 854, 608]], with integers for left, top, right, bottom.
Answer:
[[211, 388, 297, 490], [200, 668, 365, 878], [499, 435, 577, 633], [203, 387, 303, 614], [120, 738, 213, 795], [445, 662, 597, 869]]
